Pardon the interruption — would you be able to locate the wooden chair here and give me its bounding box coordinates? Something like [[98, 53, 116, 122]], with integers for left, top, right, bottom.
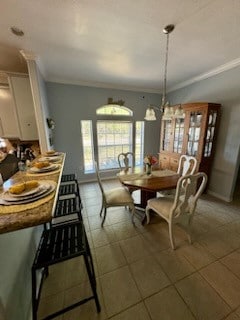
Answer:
[[117, 152, 134, 170], [159, 155, 197, 197], [178, 155, 197, 176], [146, 172, 207, 249], [95, 161, 136, 226]]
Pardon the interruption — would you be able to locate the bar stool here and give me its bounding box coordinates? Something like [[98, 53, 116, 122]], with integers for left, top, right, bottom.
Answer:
[[61, 173, 77, 183], [52, 194, 82, 226], [60, 174, 82, 208], [32, 221, 101, 320]]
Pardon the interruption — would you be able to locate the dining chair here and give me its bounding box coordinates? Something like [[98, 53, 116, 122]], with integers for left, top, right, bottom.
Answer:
[[146, 172, 207, 249], [178, 154, 197, 176], [159, 154, 198, 197], [95, 161, 136, 226], [117, 152, 135, 170]]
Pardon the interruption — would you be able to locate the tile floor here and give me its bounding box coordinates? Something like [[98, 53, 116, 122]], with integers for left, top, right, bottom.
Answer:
[[38, 179, 240, 320]]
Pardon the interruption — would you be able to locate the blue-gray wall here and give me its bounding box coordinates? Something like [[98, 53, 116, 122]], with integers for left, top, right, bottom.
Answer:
[[46, 83, 161, 181], [168, 65, 240, 201]]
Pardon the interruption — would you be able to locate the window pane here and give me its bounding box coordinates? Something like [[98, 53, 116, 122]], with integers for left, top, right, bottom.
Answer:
[[135, 121, 144, 166], [97, 121, 133, 170], [81, 120, 94, 173], [96, 105, 133, 116]]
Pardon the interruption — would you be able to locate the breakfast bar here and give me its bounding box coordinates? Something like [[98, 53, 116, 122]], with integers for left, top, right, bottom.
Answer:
[[0, 153, 65, 234]]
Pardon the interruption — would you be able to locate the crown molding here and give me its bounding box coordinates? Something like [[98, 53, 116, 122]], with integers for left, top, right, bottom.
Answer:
[[169, 57, 240, 93], [20, 50, 38, 61], [47, 76, 160, 93]]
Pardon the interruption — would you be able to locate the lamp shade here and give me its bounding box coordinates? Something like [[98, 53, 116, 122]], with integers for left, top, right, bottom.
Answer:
[[144, 107, 156, 121]]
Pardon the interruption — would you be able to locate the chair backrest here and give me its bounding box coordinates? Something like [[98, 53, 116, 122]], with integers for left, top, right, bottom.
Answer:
[[171, 172, 207, 220], [118, 152, 134, 170], [94, 161, 105, 199], [177, 155, 197, 176]]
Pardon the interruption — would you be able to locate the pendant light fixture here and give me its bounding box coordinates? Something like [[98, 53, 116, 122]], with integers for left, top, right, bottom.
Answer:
[[144, 24, 184, 121]]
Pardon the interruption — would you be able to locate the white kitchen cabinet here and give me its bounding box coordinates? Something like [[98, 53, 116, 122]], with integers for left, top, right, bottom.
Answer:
[[8, 75, 38, 140], [0, 86, 21, 138]]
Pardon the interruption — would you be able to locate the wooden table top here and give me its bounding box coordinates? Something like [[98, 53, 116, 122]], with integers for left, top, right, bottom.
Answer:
[[118, 168, 180, 192]]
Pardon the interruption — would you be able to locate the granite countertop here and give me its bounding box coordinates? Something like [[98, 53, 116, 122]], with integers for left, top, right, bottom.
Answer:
[[0, 153, 66, 234]]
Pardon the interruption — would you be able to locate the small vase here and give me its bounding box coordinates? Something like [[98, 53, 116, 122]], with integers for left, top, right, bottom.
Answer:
[[146, 164, 152, 175]]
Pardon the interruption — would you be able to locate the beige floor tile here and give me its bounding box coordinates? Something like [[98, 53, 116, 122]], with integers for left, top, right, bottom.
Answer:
[[95, 243, 127, 275], [197, 232, 234, 258], [140, 223, 171, 252], [176, 272, 231, 320], [154, 248, 195, 283], [41, 264, 67, 298], [145, 285, 195, 320], [100, 266, 141, 317], [64, 256, 91, 288], [91, 226, 118, 248], [112, 221, 138, 241], [191, 215, 219, 237], [225, 312, 240, 320], [106, 207, 133, 224], [110, 302, 151, 320], [236, 306, 240, 316], [38, 291, 64, 320], [88, 214, 110, 230], [63, 280, 106, 320], [85, 202, 102, 212], [200, 261, 240, 309], [130, 256, 170, 298], [213, 225, 240, 250], [178, 242, 216, 269], [221, 250, 240, 278], [120, 235, 151, 263]]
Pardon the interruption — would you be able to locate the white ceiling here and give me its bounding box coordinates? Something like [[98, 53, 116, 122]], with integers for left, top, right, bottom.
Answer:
[[1, 0, 240, 92]]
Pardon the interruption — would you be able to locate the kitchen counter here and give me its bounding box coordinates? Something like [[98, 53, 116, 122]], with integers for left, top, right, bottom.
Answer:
[[0, 153, 65, 234]]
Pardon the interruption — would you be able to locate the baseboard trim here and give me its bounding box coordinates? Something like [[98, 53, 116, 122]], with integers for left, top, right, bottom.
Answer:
[[207, 190, 232, 202]]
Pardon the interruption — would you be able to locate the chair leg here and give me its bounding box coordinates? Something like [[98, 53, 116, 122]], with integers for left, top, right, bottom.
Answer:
[[31, 268, 37, 320], [83, 253, 101, 312], [145, 206, 150, 224], [130, 204, 135, 224], [99, 202, 104, 217], [169, 222, 176, 250], [101, 207, 107, 227], [187, 221, 193, 244]]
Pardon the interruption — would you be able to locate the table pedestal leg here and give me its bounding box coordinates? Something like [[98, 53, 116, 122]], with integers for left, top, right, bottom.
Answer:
[[139, 190, 156, 224], [140, 190, 156, 208]]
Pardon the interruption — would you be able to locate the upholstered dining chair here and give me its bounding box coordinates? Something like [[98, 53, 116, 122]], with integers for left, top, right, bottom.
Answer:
[[117, 152, 135, 170], [146, 172, 207, 249], [95, 162, 136, 227]]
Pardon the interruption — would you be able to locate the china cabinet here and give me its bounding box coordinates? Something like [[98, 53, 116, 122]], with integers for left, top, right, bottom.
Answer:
[[159, 102, 221, 179]]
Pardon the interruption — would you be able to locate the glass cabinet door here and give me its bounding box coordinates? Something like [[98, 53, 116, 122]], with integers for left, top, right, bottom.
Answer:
[[204, 110, 217, 157], [186, 111, 203, 157], [162, 120, 172, 151], [173, 118, 184, 153]]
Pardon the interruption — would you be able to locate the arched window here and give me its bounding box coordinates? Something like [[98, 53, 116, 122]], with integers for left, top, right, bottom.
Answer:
[[96, 105, 133, 116], [81, 104, 144, 173]]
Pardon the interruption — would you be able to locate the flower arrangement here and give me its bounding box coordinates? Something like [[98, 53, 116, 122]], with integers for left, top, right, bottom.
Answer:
[[143, 154, 158, 166]]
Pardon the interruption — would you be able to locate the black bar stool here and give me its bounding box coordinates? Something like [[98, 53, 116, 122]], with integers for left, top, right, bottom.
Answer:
[[32, 221, 101, 320], [60, 174, 82, 208], [61, 173, 76, 183], [52, 194, 82, 226]]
